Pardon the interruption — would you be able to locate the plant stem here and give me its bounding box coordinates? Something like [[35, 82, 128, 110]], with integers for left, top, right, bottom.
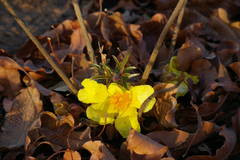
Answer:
[[1, 0, 78, 95], [140, 0, 187, 84], [71, 0, 96, 63], [170, 0, 188, 52]]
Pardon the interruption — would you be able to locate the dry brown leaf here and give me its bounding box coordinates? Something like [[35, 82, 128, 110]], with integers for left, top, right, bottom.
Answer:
[[140, 13, 166, 53], [190, 58, 218, 98], [210, 16, 239, 41], [147, 129, 189, 148], [186, 127, 236, 160], [153, 83, 178, 128], [83, 141, 116, 160], [186, 155, 216, 160], [177, 38, 205, 72], [214, 127, 237, 160], [212, 62, 240, 93], [0, 85, 42, 148], [63, 149, 81, 160], [216, 40, 240, 66], [101, 12, 129, 47], [0, 56, 24, 97], [229, 62, 240, 79], [148, 121, 217, 150], [40, 112, 91, 150], [127, 129, 168, 160], [214, 8, 230, 24], [232, 108, 240, 136]]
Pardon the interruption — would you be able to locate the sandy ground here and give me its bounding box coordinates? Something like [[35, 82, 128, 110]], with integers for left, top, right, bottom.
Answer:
[[0, 0, 75, 51]]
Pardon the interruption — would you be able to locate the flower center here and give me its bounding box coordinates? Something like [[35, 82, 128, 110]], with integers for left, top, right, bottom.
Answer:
[[109, 92, 131, 110]]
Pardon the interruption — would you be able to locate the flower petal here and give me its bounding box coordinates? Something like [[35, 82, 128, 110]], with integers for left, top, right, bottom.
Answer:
[[130, 85, 155, 112], [78, 79, 108, 104], [108, 83, 124, 96], [115, 115, 140, 138], [86, 103, 116, 125]]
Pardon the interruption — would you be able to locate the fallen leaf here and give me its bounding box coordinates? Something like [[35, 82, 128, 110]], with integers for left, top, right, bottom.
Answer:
[[176, 38, 205, 72], [83, 141, 117, 160], [127, 129, 168, 160], [153, 83, 178, 128], [229, 62, 240, 79], [147, 129, 189, 148], [63, 149, 81, 160], [0, 56, 24, 97], [40, 112, 91, 150], [214, 127, 237, 160], [0, 85, 42, 148]]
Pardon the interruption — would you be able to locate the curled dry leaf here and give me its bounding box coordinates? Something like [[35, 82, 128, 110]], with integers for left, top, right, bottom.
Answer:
[[212, 62, 240, 93], [0, 85, 42, 148], [153, 83, 178, 128], [40, 112, 91, 150], [147, 129, 189, 149], [140, 13, 166, 53], [214, 127, 237, 160], [186, 127, 236, 160], [232, 108, 240, 136], [101, 12, 130, 48], [0, 56, 24, 97], [216, 40, 240, 66], [229, 62, 240, 79], [147, 121, 217, 150], [63, 149, 81, 160], [176, 38, 205, 72], [83, 141, 116, 160], [127, 129, 168, 160]]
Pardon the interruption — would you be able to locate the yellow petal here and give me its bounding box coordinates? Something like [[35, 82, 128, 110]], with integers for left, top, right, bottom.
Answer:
[[118, 106, 137, 117], [115, 114, 140, 138], [130, 85, 155, 112], [108, 83, 124, 96], [78, 79, 108, 104], [86, 103, 116, 125]]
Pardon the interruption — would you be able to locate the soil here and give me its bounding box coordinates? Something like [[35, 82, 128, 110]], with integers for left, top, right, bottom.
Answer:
[[0, 0, 75, 51]]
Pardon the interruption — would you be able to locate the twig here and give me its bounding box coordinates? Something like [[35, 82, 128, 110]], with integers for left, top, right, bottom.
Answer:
[[141, 0, 187, 84], [71, 0, 96, 63], [0, 0, 78, 95], [170, 0, 188, 52]]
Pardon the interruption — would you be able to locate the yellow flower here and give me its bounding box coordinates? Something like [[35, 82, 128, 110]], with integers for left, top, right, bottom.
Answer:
[[78, 79, 156, 137], [167, 56, 199, 97]]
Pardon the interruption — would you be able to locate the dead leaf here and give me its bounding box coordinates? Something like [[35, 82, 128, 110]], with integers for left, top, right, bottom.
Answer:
[[186, 127, 236, 160], [153, 83, 178, 128], [148, 121, 217, 150], [127, 129, 168, 160], [176, 38, 205, 72], [212, 62, 240, 93], [229, 62, 240, 79], [147, 129, 189, 148], [40, 112, 91, 150], [214, 127, 237, 160], [0, 85, 42, 148], [101, 12, 129, 47], [216, 40, 240, 66], [0, 56, 24, 97], [83, 141, 116, 160], [63, 149, 81, 160]]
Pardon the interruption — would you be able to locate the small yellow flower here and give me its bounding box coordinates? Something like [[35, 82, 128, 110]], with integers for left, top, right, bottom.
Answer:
[[78, 79, 156, 137]]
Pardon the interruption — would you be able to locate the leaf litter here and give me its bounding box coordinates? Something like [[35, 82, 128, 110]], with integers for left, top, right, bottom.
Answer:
[[0, 0, 240, 159]]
